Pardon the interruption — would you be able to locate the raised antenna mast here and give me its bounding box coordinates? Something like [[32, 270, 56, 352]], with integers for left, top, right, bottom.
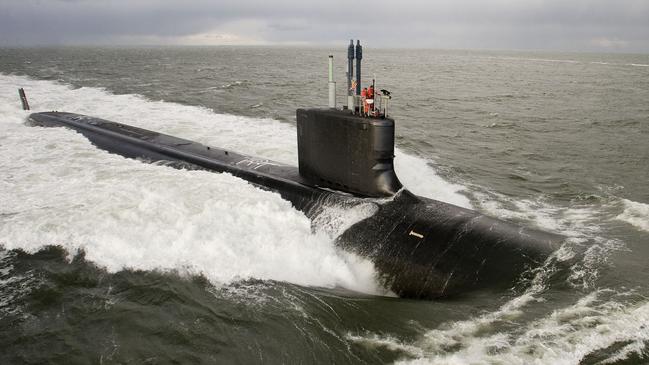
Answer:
[[18, 88, 30, 111]]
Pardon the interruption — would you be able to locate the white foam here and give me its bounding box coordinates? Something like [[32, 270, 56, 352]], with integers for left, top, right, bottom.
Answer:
[[394, 152, 472, 209], [350, 291, 649, 365], [311, 202, 379, 239], [615, 199, 649, 233], [347, 333, 424, 358], [484, 56, 581, 65], [0, 74, 382, 293], [473, 192, 603, 236]]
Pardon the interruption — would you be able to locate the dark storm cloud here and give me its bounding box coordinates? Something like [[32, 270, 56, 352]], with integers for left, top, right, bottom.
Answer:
[[1, 0, 648, 52]]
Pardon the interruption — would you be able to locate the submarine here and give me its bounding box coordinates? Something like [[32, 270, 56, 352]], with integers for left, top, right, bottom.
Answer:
[[22, 40, 563, 299]]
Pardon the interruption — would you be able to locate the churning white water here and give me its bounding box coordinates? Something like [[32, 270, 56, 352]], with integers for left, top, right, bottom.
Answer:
[[0, 74, 469, 294]]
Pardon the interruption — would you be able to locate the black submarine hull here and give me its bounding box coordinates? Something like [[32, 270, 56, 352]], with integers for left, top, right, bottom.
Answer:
[[28, 112, 563, 298]]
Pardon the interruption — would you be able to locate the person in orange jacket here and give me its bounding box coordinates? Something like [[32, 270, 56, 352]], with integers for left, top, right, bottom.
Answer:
[[367, 85, 375, 113], [361, 87, 368, 115]]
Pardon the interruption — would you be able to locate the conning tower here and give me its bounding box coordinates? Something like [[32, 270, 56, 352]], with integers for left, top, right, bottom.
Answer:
[[296, 40, 401, 197]]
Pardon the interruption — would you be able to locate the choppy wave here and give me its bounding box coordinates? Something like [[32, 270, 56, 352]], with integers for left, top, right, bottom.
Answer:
[[0, 251, 38, 318], [485, 55, 649, 69], [615, 199, 649, 233], [350, 254, 646, 364], [485, 56, 581, 64], [473, 190, 630, 290], [360, 290, 648, 365]]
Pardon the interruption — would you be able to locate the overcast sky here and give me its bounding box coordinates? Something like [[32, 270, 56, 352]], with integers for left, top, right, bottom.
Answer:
[[1, 0, 648, 53]]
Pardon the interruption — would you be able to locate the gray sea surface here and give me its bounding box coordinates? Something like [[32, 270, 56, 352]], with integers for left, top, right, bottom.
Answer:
[[0, 46, 648, 364]]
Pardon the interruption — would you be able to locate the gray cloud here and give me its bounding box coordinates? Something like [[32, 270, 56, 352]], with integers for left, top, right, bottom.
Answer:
[[1, 0, 648, 52]]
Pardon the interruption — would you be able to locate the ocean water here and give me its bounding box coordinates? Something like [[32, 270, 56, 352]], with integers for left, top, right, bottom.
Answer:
[[0, 46, 648, 364]]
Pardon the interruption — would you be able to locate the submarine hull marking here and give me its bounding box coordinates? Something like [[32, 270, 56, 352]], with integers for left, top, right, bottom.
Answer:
[[27, 111, 565, 299], [235, 158, 283, 170]]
